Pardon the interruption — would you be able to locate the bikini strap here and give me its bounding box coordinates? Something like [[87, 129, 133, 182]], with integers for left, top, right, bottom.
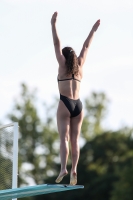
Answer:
[[72, 74, 81, 82], [57, 74, 81, 82]]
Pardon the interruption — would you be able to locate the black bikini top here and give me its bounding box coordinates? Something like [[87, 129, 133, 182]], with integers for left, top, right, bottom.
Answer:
[[57, 74, 81, 82]]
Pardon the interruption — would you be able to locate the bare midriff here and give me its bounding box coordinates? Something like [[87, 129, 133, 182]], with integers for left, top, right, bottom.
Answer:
[[58, 63, 82, 100], [58, 79, 81, 99]]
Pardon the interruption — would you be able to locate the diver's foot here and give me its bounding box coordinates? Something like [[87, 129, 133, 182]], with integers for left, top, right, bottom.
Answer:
[[55, 170, 68, 183], [70, 172, 77, 185]]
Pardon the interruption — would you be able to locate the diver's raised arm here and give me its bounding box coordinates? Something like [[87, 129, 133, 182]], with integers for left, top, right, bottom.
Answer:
[[51, 12, 65, 65], [78, 19, 100, 67]]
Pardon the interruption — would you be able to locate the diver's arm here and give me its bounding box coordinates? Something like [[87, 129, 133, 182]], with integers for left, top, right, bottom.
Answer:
[[78, 19, 100, 67], [51, 12, 65, 65]]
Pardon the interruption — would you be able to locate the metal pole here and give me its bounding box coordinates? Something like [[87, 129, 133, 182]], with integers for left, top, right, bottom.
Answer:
[[12, 122, 19, 200]]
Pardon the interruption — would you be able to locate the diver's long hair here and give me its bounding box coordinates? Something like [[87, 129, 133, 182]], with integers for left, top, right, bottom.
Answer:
[[62, 47, 79, 76]]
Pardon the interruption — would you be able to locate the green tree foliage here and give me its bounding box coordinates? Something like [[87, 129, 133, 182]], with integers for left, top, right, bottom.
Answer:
[[7, 83, 59, 200], [0, 156, 12, 190], [3, 83, 133, 200], [110, 130, 133, 200], [111, 167, 133, 200], [0, 128, 13, 190], [81, 92, 109, 140], [77, 129, 133, 200], [41, 130, 133, 200]]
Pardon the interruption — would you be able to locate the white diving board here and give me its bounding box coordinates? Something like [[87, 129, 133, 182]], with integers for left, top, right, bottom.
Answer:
[[0, 184, 84, 200]]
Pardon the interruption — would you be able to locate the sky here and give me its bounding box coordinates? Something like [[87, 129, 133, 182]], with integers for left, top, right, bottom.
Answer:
[[0, 0, 133, 130]]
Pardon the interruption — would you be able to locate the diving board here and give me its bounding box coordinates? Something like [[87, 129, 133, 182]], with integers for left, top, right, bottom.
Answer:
[[0, 184, 84, 200]]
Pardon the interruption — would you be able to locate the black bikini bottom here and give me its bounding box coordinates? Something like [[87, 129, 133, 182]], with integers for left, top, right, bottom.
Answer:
[[60, 94, 82, 118]]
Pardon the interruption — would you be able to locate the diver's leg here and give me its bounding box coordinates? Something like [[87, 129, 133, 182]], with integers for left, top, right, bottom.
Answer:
[[69, 110, 84, 185], [55, 100, 70, 183]]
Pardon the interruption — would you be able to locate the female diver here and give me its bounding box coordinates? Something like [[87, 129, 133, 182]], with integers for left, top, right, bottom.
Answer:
[[51, 12, 100, 185]]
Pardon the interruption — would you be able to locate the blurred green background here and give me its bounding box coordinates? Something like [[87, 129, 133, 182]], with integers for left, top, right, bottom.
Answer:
[[1, 83, 133, 200]]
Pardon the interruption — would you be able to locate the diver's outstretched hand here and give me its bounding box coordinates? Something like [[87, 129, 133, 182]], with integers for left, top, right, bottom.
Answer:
[[51, 12, 58, 25], [92, 19, 100, 32]]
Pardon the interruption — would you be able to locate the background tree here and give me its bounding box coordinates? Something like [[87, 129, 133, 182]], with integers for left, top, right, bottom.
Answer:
[[8, 83, 59, 200], [110, 130, 133, 200], [0, 127, 13, 190], [81, 92, 109, 140], [0, 156, 12, 190], [5, 83, 133, 200], [40, 129, 133, 200]]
